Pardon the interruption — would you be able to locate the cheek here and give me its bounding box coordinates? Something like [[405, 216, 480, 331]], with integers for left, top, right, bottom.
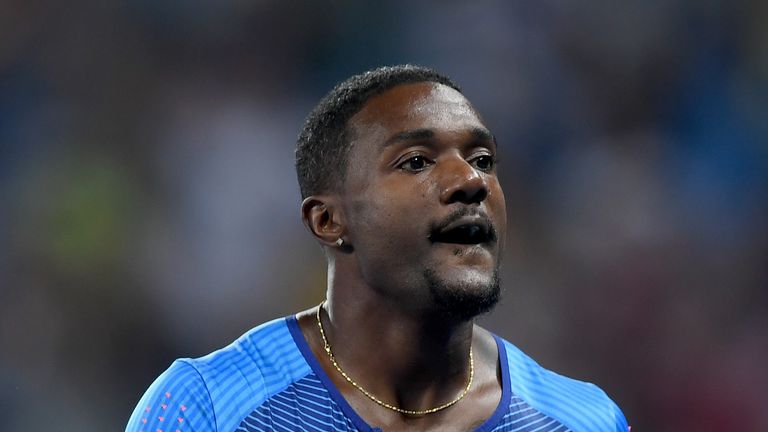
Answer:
[[487, 180, 507, 229], [347, 180, 432, 249]]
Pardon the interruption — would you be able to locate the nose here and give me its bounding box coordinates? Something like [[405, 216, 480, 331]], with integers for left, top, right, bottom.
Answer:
[[439, 157, 489, 205]]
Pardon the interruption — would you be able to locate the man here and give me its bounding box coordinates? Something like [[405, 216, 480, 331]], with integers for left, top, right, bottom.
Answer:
[[127, 65, 628, 432]]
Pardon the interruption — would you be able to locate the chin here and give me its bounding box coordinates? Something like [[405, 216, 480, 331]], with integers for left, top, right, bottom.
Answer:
[[424, 268, 501, 321]]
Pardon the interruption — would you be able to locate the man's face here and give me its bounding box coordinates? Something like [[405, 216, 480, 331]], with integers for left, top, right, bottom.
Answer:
[[340, 82, 507, 319]]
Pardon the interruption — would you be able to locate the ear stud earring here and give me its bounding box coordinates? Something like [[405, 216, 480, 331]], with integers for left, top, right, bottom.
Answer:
[[335, 238, 344, 247]]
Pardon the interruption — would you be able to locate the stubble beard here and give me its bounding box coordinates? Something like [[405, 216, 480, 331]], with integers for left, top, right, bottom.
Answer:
[[424, 268, 501, 322]]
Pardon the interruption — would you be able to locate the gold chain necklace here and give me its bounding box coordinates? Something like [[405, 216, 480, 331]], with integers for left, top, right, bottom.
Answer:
[[315, 302, 474, 416]]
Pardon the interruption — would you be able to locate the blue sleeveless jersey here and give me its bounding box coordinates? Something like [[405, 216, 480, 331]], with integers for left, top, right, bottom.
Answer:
[[126, 316, 628, 432]]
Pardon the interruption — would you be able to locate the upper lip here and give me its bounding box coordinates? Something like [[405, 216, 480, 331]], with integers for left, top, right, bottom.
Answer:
[[429, 213, 496, 245]]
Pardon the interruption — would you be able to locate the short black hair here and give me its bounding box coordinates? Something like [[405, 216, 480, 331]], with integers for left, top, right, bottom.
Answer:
[[295, 65, 461, 199]]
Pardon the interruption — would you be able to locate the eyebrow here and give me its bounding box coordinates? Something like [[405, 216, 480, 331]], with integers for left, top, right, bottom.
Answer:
[[470, 127, 496, 146], [383, 128, 435, 147], [383, 127, 496, 148]]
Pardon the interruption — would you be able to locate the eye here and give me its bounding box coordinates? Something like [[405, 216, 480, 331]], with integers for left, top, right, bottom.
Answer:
[[471, 155, 496, 171], [399, 155, 432, 172]]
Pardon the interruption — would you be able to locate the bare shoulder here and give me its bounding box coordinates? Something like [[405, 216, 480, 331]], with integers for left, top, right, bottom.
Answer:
[[472, 324, 500, 359], [293, 305, 325, 356], [472, 324, 502, 390], [294, 305, 318, 323], [293, 306, 320, 337]]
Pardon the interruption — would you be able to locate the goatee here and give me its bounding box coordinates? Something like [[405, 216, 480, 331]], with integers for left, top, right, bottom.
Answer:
[[424, 269, 501, 321]]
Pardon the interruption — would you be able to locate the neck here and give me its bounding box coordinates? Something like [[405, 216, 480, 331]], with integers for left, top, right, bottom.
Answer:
[[322, 266, 475, 410]]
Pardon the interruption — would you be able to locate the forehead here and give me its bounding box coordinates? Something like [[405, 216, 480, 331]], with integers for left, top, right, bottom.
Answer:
[[348, 82, 485, 142]]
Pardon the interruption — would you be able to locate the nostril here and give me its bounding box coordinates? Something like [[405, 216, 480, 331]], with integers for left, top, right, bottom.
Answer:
[[449, 189, 468, 203], [448, 184, 487, 204], [474, 187, 488, 203]]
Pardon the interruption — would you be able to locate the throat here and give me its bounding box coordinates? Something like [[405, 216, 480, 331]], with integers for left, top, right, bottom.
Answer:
[[315, 301, 476, 416]]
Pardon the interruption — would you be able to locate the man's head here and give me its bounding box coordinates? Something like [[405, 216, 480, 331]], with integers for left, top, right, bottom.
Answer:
[[297, 66, 506, 321], [296, 65, 460, 199]]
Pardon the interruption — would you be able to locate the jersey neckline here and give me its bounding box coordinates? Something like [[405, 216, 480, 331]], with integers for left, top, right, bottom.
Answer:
[[285, 314, 511, 432]]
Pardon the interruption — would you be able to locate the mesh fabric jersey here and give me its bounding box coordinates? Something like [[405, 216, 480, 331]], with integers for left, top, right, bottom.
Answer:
[[126, 316, 628, 432]]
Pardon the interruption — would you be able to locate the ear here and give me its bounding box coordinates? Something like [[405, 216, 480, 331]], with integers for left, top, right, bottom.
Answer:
[[301, 195, 345, 247]]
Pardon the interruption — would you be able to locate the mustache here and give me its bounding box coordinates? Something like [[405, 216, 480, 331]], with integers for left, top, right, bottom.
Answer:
[[428, 208, 498, 242]]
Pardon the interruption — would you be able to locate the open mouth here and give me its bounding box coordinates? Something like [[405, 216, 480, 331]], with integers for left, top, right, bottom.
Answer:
[[429, 218, 494, 245]]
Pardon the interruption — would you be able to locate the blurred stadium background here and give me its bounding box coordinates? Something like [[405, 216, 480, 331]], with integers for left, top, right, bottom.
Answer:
[[1, 1, 767, 430]]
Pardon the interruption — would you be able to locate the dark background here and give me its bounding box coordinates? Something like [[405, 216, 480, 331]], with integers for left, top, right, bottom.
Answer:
[[2, 1, 767, 430]]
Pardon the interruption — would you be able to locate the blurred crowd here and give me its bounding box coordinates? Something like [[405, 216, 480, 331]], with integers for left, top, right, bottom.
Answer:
[[1, 1, 766, 430]]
